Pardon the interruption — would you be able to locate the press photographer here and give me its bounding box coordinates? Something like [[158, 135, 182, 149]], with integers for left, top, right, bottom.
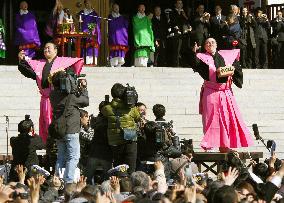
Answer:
[[101, 83, 140, 174], [85, 100, 113, 185], [9, 115, 45, 182], [49, 70, 89, 183]]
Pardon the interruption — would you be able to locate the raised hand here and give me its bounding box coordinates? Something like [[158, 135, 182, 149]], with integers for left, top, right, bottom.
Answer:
[[154, 160, 164, 171], [0, 175, 4, 187], [18, 50, 26, 61], [192, 42, 201, 53], [15, 165, 27, 184], [27, 175, 45, 203], [184, 185, 197, 203], [269, 152, 277, 168], [221, 167, 239, 186], [76, 176, 87, 192], [110, 176, 120, 194], [0, 185, 14, 202]]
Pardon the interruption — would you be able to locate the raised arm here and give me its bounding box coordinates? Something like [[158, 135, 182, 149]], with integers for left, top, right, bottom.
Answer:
[[18, 50, 36, 80]]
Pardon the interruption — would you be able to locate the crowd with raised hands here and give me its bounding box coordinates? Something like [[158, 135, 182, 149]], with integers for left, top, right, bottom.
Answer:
[[1, 152, 284, 203]]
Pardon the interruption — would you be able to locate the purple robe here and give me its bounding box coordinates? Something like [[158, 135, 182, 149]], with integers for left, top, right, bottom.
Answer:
[[15, 12, 41, 58], [78, 10, 101, 57], [108, 15, 129, 59]]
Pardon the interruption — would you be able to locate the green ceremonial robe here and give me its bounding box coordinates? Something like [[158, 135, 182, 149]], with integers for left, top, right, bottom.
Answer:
[[0, 19, 6, 58], [132, 15, 155, 58]]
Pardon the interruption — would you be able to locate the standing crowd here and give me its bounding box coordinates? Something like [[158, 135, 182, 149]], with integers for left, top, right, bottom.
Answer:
[[9, 0, 284, 68]]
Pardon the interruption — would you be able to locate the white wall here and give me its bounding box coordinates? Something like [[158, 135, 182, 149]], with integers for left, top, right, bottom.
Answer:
[[267, 0, 284, 5]]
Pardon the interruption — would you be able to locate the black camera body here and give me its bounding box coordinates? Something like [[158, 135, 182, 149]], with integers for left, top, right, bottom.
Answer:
[[155, 121, 181, 158], [124, 83, 138, 106], [155, 121, 175, 146], [59, 69, 86, 96]]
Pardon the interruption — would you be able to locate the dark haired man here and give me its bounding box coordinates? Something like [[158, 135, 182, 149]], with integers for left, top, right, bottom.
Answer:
[[213, 185, 238, 203], [18, 42, 84, 143], [271, 10, 284, 68], [85, 101, 112, 184], [153, 104, 166, 121], [101, 83, 140, 173], [168, 0, 190, 67], [50, 70, 89, 183], [9, 116, 45, 181], [210, 5, 226, 49], [254, 8, 270, 69], [152, 5, 168, 66]]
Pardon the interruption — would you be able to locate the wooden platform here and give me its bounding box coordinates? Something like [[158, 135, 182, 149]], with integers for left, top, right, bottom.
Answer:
[[192, 152, 263, 175]]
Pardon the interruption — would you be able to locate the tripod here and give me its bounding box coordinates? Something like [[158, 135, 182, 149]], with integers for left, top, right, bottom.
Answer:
[[5, 115, 9, 158], [1, 115, 11, 183]]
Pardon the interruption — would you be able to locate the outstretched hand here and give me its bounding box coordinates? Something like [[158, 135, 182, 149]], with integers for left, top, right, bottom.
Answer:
[[0, 185, 14, 202], [76, 176, 87, 192], [18, 50, 26, 61], [192, 42, 201, 53], [221, 167, 239, 186], [27, 175, 45, 203], [15, 165, 27, 184], [110, 176, 120, 194]]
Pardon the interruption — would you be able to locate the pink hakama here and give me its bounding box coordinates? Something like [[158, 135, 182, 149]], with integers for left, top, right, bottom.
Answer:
[[197, 50, 254, 150]]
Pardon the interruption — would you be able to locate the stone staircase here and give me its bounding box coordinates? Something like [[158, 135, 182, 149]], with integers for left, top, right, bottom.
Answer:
[[0, 66, 284, 160]]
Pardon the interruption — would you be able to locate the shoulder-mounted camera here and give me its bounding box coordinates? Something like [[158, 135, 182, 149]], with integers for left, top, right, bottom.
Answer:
[[124, 83, 138, 107]]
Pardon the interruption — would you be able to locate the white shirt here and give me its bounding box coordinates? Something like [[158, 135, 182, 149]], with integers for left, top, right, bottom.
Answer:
[[57, 10, 64, 24], [84, 8, 93, 15], [111, 12, 120, 18], [175, 8, 184, 15], [137, 12, 145, 19], [156, 16, 161, 20], [20, 9, 28, 15]]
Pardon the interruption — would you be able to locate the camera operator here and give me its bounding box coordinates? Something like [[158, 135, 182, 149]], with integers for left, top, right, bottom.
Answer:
[[85, 101, 112, 185], [49, 70, 89, 183], [139, 121, 181, 179], [101, 83, 141, 174], [9, 115, 45, 182], [138, 104, 181, 178], [271, 10, 284, 68]]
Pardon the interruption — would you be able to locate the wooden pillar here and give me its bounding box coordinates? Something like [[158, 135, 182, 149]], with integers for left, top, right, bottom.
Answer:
[[98, 0, 109, 66]]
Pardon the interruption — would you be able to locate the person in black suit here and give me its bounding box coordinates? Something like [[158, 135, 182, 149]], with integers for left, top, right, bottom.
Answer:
[[9, 115, 45, 182], [210, 5, 226, 49], [50, 70, 89, 183], [254, 8, 271, 69], [192, 4, 210, 48], [152, 6, 168, 67], [239, 7, 257, 69], [168, 0, 189, 67], [271, 10, 284, 68]]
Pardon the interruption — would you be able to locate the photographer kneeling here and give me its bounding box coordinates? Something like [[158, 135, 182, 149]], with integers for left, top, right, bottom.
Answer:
[[49, 70, 89, 183], [101, 83, 141, 174]]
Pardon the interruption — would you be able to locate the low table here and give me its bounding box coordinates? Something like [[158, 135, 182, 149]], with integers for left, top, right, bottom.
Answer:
[[192, 152, 263, 175]]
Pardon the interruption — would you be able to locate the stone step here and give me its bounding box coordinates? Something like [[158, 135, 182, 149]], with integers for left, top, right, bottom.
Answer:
[[0, 66, 284, 159]]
